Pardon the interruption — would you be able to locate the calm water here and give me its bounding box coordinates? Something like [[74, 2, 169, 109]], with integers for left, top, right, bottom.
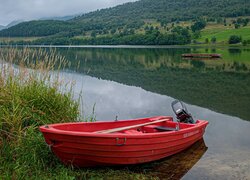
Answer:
[[55, 46, 250, 179], [3, 46, 250, 179], [58, 46, 250, 121]]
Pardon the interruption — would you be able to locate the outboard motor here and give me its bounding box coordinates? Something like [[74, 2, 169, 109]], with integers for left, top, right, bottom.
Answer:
[[171, 100, 195, 124]]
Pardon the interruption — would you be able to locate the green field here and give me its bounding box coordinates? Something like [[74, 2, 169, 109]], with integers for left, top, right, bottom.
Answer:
[[198, 24, 250, 44]]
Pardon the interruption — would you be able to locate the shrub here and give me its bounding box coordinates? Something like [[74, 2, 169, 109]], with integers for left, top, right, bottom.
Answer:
[[228, 35, 242, 44], [191, 20, 206, 32], [211, 37, 217, 44]]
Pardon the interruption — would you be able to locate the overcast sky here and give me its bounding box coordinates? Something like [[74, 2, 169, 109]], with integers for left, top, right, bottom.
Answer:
[[0, 0, 137, 26]]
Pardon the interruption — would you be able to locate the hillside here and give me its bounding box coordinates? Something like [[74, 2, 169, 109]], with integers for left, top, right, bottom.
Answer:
[[39, 14, 77, 21], [71, 0, 250, 28], [0, 0, 250, 45]]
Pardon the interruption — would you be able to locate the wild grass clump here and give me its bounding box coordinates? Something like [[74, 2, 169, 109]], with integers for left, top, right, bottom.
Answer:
[[0, 47, 80, 178]]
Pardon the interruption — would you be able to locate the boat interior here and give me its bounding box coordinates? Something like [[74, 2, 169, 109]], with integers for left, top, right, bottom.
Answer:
[[49, 119, 197, 134], [119, 121, 196, 134]]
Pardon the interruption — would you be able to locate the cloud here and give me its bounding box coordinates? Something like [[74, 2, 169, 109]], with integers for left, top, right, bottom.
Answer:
[[0, 0, 137, 26]]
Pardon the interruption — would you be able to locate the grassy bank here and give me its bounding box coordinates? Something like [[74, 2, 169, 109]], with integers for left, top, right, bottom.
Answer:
[[0, 47, 154, 179], [197, 24, 250, 44]]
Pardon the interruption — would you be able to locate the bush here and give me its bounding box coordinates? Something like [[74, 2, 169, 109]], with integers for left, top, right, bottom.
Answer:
[[191, 20, 207, 32], [211, 37, 217, 44], [228, 35, 242, 44]]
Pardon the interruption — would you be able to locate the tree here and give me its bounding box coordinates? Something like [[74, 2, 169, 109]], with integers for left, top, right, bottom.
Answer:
[[243, 18, 249, 26], [193, 31, 201, 39], [211, 37, 217, 44], [91, 31, 96, 37], [144, 26, 149, 31], [228, 35, 242, 44], [191, 20, 206, 32], [234, 23, 240, 29], [205, 38, 209, 44], [110, 28, 116, 34]]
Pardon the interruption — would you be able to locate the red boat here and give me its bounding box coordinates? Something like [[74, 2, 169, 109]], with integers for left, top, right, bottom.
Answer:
[[40, 100, 209, 167], [40, 101, 208, 167]]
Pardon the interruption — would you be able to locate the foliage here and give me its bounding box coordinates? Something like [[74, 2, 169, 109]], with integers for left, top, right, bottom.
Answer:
[[205, 38, 209, 43], [0, 20, 73, 37], [191, 20, 206, 32], [193, 31, 201, 39], [0, 0, 250, 45], [211, 37, 217, 43], [0, 47, 79, 178], [228, 35, 242, 44], [233, 18, 249, 27], [7, 26, 191, 45], [234, 23, 240, 29]]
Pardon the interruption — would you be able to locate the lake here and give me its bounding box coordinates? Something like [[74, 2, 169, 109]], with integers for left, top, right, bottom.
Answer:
[[55, 46, 250, 179], [3, 46, 250, 179]]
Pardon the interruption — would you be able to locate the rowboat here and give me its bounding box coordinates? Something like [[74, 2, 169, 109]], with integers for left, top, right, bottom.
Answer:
[[181, 53, 221, 58], [39, 100, 209, 167]]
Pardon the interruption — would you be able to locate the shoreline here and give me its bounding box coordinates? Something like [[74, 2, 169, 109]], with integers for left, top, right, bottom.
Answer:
[[0, 44, 250, 49]]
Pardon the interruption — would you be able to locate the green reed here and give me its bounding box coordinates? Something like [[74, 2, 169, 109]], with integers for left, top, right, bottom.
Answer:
[[0, 47, 79, 178]]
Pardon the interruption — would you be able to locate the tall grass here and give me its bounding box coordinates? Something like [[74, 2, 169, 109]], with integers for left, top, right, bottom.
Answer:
[[0, 47, 153, 179], [0, 47, 80, 178]]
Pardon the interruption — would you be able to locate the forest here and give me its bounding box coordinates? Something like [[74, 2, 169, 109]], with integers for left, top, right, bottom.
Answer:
[[0, 0, 250, 45]]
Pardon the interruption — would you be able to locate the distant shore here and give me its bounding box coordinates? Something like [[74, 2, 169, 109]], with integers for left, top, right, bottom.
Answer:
[[1, 44, 249, 49]]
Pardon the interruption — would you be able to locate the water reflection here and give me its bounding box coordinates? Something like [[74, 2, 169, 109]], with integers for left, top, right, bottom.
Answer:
[[64, 73, 175, 120], [190, 60, 205, 68], [228, 48, 242, 54], [181, 57, 221, 61], [152, 139, 207, 179], [133, 139, 207, 180], [56, 47, 250, 121]]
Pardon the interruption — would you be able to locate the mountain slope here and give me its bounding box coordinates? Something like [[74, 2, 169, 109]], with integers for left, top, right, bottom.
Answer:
[[0, 0, 250, 46], [0, 20, 74, 37], [0, 0, 250, 38], [39, 14, 78, 21], [72, 0, 250, 26]]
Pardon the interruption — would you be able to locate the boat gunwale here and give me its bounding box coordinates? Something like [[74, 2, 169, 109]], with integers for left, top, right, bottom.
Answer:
[[39, 116, 208, 138]]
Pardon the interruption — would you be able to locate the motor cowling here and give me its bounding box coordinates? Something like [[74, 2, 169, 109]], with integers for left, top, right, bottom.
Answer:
[[171, 100, 195, 124]]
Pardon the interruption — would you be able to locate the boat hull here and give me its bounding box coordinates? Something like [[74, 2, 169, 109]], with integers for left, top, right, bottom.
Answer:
[[181, 53, 221, 58], [40, 116, 208, 167]]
